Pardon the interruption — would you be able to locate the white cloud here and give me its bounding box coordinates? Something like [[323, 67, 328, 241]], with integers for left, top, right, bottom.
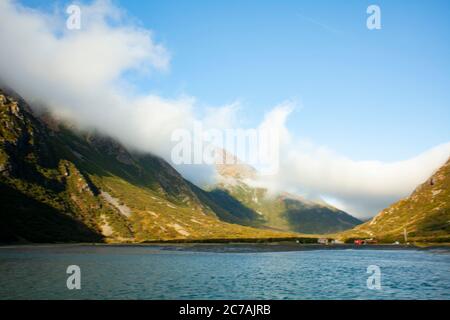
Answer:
[[0, 0, 249, 187], [0, 0, 448, 219], [251, 107, 450, 218], [0, 1, 186, 157], [203, 102, 240, 130]]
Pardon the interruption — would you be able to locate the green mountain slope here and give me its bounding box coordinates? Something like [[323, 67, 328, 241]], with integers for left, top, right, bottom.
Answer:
[[211, 150, 362, 234], [338, 158, 450, 243], [0, 88, 302, 243]]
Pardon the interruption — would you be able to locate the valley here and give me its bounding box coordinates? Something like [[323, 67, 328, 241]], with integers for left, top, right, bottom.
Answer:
[[0, 88, 449, 245]]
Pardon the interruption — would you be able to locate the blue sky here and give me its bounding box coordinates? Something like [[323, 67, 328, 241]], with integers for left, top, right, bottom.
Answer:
[[3, 0, 448, 217], [22, 0, 450, 162]]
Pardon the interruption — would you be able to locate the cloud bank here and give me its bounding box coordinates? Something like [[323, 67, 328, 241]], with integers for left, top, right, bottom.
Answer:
[[0, 0, 448, 219], [0, 0, 220, 184], [255, 128, 450, 218]]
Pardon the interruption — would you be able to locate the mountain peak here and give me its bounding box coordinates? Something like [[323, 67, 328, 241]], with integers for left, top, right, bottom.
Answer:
[[215, 148, 257, 179]]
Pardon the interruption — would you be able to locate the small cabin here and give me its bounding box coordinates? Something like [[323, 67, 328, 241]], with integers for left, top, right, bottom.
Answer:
[[318, 238, 329, 245]]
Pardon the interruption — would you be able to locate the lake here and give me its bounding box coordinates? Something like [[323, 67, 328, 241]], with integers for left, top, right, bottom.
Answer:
[[0, 244, 449, 300]]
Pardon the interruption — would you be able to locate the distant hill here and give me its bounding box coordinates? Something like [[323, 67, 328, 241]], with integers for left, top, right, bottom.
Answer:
[[210, 149, 362, 234], [338, 157, 450, 243], [0, 88, 302, 243]]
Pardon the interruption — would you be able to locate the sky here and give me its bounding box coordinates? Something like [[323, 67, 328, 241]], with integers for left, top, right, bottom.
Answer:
[[1, 0, 450, 218]]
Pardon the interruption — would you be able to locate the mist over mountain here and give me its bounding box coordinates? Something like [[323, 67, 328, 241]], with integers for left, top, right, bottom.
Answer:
[[0, 0, 449, 220], [211, 149, 363, 234], [1, 88, 305, 243]]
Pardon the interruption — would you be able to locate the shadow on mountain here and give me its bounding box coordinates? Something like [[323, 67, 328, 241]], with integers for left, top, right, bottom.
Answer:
[[282, 199, 362, 234], [188, 182, 264, 227], [0, 182, 103, 244]]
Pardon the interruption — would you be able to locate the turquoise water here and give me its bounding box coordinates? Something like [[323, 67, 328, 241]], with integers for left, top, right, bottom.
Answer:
[[0, 245, 449, 300]]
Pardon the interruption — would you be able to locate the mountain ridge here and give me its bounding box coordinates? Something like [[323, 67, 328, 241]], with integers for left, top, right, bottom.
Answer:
[[0, 88, 304, 243]]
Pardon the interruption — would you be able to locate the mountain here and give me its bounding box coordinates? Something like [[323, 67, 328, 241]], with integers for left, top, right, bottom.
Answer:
[[338, 158, 450, 243], [209, 149, 362, 234], [0, 88, 303, 243]]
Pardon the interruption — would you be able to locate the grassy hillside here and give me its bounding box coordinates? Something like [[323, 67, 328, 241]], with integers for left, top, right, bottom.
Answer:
[[338, 158, 450, 243]]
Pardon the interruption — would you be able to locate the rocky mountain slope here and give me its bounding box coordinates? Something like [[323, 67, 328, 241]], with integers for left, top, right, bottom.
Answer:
[[0, 88, 302, 243], [338, 158, 450, 243], [210, 150, 362, 234]]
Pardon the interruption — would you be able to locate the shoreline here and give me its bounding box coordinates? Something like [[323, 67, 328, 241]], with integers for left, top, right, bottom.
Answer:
[[1, 241, 449, 253]]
